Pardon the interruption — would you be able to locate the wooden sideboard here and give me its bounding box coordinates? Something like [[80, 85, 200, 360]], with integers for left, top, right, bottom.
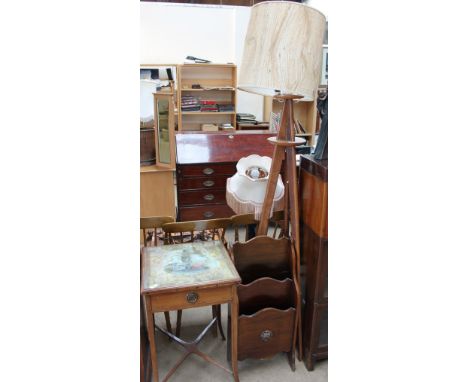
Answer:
[[175, 132, 275, 221], [299, 154, 328, 370]]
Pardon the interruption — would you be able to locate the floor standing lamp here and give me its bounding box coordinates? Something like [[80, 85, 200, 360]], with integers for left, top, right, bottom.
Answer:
[[238, 1, 326, 360]]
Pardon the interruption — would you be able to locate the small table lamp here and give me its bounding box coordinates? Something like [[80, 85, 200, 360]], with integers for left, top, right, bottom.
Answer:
[[226, 154, 285, 219]]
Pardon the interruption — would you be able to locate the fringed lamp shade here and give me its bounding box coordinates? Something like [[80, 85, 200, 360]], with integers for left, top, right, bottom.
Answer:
[[226, 155, 284, 219], [238, 1, 326, 101]]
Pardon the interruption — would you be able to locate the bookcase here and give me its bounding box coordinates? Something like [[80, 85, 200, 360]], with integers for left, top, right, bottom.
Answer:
[[177, 64, 237, 131], [263, 96, 319, 145]]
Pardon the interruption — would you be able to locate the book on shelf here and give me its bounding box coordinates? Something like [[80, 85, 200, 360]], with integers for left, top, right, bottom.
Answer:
[[270, 111, 281, 132]]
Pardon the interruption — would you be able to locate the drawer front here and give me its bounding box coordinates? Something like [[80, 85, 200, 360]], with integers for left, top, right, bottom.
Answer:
[[238, 307, 296, 361], [177, 175, 230, 191], [177, 163, 236, 178], [151, 285, 233, 312], [178, 189, 227, 206], [178, 204, 235, 221]]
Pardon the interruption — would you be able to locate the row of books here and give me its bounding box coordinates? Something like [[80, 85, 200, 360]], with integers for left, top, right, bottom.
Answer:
[[270, 112, 307, 135], [236, 113, 257, 124], [181, 95, 199, 111], [181, 96, 234, 112], [294, 119, 307, 134]]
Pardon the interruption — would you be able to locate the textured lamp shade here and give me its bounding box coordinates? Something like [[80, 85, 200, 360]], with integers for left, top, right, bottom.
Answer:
[[238, 1, 326, 101]]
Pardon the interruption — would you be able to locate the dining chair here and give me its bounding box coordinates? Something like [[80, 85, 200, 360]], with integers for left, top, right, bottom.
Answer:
[[161, 218, 232, 339], [230, 210, 285, 243]]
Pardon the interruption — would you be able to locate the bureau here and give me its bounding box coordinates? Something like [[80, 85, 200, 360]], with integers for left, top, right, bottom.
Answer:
[[175, 132, 275, 221]]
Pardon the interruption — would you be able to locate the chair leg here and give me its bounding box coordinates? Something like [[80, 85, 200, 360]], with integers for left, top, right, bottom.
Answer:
[[216, 305, 226, 341], [211, 306, 218, 338], [176, 310, 182, 338], [163, 311, 173, 335]]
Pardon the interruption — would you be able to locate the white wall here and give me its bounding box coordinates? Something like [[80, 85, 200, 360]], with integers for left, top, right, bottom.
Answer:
[[140, 3, 264, 120], [304, 0, 328, 18], [140, 3, 235, 64]]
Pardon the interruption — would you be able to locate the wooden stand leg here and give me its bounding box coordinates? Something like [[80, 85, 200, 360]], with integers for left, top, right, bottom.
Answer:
[[231, 286, 239, 382], [257, 95, 305, 362], [144, 295, 159, 382]]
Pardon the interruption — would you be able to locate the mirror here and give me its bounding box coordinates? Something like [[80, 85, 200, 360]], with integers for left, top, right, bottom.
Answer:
[[154, 93, 175, 169], [157, 99, 170, 164]]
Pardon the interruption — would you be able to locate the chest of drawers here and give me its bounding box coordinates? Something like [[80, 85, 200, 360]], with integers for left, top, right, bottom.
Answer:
[[175, 132, 275, 221]]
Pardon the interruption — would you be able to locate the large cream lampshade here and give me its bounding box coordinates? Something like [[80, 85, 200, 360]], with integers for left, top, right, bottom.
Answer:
[[238, 1, 326, 101]]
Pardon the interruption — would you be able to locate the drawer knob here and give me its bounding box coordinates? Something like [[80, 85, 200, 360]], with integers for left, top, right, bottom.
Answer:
[[203, 194, 215, 201], [203, 167, 214, 175], [203, 180, 214, 187], [186, 292, 199, 304], [260, 330, 273, 342], [203, 211, 214, 219]]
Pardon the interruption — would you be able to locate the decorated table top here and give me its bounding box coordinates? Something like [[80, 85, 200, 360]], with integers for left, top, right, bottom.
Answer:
[[141, 241, 240, 294]]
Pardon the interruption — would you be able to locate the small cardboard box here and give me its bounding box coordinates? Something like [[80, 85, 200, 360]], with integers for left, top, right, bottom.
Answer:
[[201, 124, 219, 132]]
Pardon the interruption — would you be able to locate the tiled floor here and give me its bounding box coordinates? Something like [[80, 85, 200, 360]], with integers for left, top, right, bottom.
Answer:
[[152, 304, 327, 382]]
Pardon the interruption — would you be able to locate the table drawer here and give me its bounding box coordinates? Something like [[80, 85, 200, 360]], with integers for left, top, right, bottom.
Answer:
[[177, 163, 236, 178], [151, 285, 233, 312], [178, 189, 227, 206], [178, 204, 235, 221], [177, 175, 230, 191]]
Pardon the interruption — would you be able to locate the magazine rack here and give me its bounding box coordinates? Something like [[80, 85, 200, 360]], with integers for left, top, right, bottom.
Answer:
[[228, 236, 300, 371]]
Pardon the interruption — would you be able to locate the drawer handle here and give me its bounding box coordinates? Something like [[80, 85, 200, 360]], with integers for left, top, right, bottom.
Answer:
[[203, 211, 214, 219], [203, 194, 215, 201], [203, 180, 214, 187], [186, 292, 199, 304], [260, 330, 273, 342], [203, 167, 214, 175]]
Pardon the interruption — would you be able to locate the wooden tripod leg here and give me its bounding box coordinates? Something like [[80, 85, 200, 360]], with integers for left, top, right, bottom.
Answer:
[[258, 98, 290, 235], [258, 144, 285, 235], [282, 95, 303, 361]]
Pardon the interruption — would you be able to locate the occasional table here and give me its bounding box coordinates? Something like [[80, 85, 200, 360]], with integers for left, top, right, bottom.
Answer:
[[141, 241, 241, 382]]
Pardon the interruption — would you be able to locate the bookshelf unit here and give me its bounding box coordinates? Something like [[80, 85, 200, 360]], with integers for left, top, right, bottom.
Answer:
[[177, 64, 237, 131], [263, 96, 319, 146]]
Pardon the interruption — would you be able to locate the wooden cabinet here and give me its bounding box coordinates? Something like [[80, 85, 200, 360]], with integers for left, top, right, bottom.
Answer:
[[175, 132, 276, 221], [299, 154, 328, 370], [177, 64, 237, 131], [140, 169, 176, 218], [140, 66, 177, 219]]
